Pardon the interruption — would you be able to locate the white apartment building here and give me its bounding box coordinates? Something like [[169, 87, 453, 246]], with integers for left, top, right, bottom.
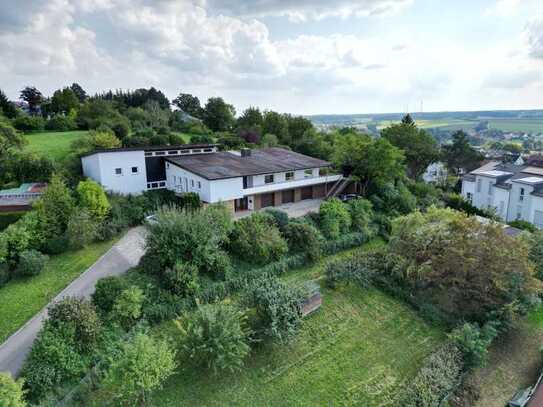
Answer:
[[462, 160, 543, 228], [82, 145, 342, 213]]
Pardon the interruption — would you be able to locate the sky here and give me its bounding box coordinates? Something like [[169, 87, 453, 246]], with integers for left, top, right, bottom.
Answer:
[[0, 0, 542, 115]]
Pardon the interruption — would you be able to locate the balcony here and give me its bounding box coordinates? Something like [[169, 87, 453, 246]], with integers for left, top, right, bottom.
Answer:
[[242, 174, 342, 196]]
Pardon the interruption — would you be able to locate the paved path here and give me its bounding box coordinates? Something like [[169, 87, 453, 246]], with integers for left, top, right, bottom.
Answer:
[[0, 227, 147, 377], [234, 198, 323, 219]]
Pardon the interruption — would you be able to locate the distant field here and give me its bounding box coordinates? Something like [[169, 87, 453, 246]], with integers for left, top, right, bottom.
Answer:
[[375, 119, 477, 131], [24, 130, 88, 161], [487, 119, 543, 133]]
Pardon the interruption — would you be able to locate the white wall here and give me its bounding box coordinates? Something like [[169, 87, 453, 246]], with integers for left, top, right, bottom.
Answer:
[[461, 180, 475, 202], [493, 187, 510, 221], [507, 183, 534, 222], [165, 163, 212, 202], [210, 178, 244, 202], [81, 154, 102, 184], [96, 151, 148, 195], [529, 196, 543, 228]]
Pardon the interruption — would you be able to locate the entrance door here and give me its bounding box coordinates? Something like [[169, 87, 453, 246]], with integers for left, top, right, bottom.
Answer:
[[301, 186, 313, 200], [235, 197, 248, 212], [282, 189, 295, 204], [260, 193, 275, 208]]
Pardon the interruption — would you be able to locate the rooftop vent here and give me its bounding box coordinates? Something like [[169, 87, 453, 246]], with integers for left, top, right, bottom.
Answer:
[[241, 148, 252, 157]]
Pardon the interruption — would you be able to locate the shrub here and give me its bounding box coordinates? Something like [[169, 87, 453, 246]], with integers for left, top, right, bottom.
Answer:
[[45, 114, 77, 131], [76, 179, 110, 221], [164, 262, 200, 297], [347, 198, 374, 235], [22, 322, 88, 402], [13, 115, 44, 132], [263, 209, 289, 232], [113, 286, 145, 329], [448, 322, 498, 370], [42, 234, 69, 255], [92, 276, 129, 315], [283, 221, 323, 261], [179, 192, 202, 211], [176, 304, 251, 373], [529, 230, 543, 279], [247, 277, 303, 342], [0, 261, 10, 287], [319, 198, 351, 239], [399, 343, 463, 406], [324, 255, 374, 289], [47, 297, 101, 352], [101, 333, 176, 405], [16, 249, 48, 277], [230, 212, 288, 265], [66, 209, 98, 249], [0, 372, 26, 407], [111, 121, 130, 140], [509, 220, 537, 233]]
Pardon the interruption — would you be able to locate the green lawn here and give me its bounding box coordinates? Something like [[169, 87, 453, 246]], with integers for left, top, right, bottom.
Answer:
[[151, 241, 445, 406], [0, 238, 117, 343], [23, 130, 88, 161], [487, 119, 543, 133]]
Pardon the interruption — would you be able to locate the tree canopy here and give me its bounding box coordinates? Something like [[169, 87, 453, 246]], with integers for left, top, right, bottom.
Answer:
[[203, 97, 236, 132], [172, 93, 203, 118], [443, 131, 484, 175]]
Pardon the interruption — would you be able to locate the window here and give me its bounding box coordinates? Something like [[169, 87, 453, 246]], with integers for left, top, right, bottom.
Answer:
[[131, 166, 138, 174], [476, 179, 482, 192], [304, 169, 313, 178], [114, 168, 122, 175], [203, 148, 212, 152], [265, 174, 274, 184], [144, 152, 152, 157], [191, 180, 194, 187], [159, 181, 166, 187], [286, 172, 294, 181], [520, 188, 525, 202], [192, 149, 202, 153], [168, 151, 178, 155], [466, 192, 473, 203], [155, 151, 165, 156], [198, 181, 201, 189], [180, 149, 190, 154]]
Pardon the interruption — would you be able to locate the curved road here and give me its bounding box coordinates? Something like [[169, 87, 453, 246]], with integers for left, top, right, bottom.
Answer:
[[0, 227, 147, 377]]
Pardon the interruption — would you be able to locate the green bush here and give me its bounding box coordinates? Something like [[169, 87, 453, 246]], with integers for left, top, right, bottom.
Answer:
[[92, 276, 129, 314], [263, 209, 289, 232], [0, 372, 26, 406], [230, 212, 288, 265], [22, 322, 88, 402], [45, 114, 77, 131], [324, 255, 374, 289], [176, 304, 251, 373], [347, 198, 374, 235], [164, 262, 200, 297], [246, 277, 303, 342], [448, 322, 498, 370], [77, 179, 110, 221], [16, 249, 48, 277], [0, 261, 10, 287], [101, 333, 176, 405], [319, 198, 351, 239], [179, 192, 202, 211], [113, 286, 145, 329], [509, 220, 537, 233], [399, 343, 463, 406], [66, 209, 98, 249], [13, 115, 44, 132], [47, 297, 101, 352], [284, 221, 323, 261]]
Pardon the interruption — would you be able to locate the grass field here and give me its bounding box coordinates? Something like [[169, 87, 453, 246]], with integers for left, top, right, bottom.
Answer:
[[375, 119, 477, 131], [23, 130, 88, 161], [487, 119, 543, 133], [0, 238, 117, 343], [470, 305, 543, 406], [150, 242, 445, 406]]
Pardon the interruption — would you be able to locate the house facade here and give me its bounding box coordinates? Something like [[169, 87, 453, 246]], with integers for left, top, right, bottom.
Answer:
[[82, 145, 342, 213], [462, 160, 543, 228]]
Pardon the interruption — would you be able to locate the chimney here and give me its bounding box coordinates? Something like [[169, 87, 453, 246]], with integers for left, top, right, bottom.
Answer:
[[241, 148, 252, 157]]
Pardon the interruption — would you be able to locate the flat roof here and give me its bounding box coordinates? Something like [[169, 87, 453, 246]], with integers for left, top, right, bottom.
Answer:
[[81, 144, 219, 158], [166, 148, 331, 180], [475, 170, 514, 177], [514, 176, 543, 185]]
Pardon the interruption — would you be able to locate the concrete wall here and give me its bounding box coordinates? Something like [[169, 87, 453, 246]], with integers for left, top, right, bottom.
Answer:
[[508, 183, 534, 222], [166, 163, 212, 202], [83, 151, 148, 195], [493, 187, 510, 221], [461, 180, 475, 202]]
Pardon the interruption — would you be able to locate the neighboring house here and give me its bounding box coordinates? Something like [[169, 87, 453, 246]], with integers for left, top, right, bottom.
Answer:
[[0, 183, 47, 212], [461, 158, 543, 228], [422, 162, 447, 183], [82, 145, 343, 213]]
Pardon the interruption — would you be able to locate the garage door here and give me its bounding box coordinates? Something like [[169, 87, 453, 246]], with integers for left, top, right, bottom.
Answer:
[[282, 189, 295, 204], [261, 193, 275, 208], [301, 186, 313, 200], [535, 210, 543, 229]]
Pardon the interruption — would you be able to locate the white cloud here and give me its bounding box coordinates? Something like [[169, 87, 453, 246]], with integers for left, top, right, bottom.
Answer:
[[484, 0, 521, 17], [525, 15, 543, 58], [205, 0, 413, 21]]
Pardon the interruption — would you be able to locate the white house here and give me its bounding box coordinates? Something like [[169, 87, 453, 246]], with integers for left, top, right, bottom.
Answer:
[[82, 145, 343, 213], [461, 159, 543, 228], [422, 162, 447, 184]]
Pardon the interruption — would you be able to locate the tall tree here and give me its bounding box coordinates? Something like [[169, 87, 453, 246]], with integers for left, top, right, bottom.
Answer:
[[0, 89, 18, 119], [381, 122, 440, 179], [203, 97, 236, 132], [285, 114, 314, 145], [172, 93, 203, 118], [50, 87, 79, 115], [19, 86, 43, 115], [443, 131, 484, 175], [237, 107, 263, 131], [34, 174, 75, 240], [70, 83, 87, 103], [332, 134, 405, 195], [401, 113, 415, 125], [262, 111, 289, 144]]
